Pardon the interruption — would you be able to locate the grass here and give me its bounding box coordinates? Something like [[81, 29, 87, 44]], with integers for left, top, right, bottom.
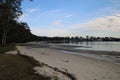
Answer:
[[0, 44, 16, 53], [0, 54, 51, 80], [0, 44, 51, 80]]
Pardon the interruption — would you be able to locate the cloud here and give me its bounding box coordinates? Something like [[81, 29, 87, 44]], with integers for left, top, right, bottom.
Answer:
[[51, 20, 64, 26], [19, 8, 40, 21], [89, 7, 120, 18], [39, 9, 61, 18], [30, 13, 120, 37], [36, 9, 74, 21], [73, 13, 120, 32], [31, 28, 71, 37], [27, 8, 39, 13], [65, 14, 73, 18], [110, 0, 120, 4]]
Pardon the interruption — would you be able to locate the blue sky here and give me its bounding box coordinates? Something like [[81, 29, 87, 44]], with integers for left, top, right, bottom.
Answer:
[[20, 0, 120, 37]]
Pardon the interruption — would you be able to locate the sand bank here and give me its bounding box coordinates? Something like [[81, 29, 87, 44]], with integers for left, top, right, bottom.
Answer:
[[17, 45, 120, 80]]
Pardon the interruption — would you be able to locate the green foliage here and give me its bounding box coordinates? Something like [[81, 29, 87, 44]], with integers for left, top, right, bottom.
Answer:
[[7, 21, 36, 43], [0, 0, 37, 46], [0, 0, 22, 18], [0, 54, 51, 80], [0, 0, 23, 46], [0, 17, 38, 45]]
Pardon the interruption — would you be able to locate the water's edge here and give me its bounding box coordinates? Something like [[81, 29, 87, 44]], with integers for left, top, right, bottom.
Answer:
[[24, 42, 120, 65]]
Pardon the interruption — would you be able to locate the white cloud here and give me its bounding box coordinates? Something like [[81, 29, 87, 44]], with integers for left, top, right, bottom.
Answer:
[[30, 14, 120, 37], [31, 28, 71, 37], [65, 14, 73, 18], [36, 9, 74, 20], [110, 0, 120, 4], [73, 13, 120, 32], [19, 8, 40, 21], [51, 20, 64, 27], [26, 8, 40, 14], [39, 9, 61, 17]]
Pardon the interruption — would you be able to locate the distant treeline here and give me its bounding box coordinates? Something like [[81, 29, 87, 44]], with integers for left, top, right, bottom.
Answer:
[[36, 36, 120, 42]]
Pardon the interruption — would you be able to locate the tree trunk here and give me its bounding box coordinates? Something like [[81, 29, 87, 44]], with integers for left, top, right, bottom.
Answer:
[[1, 29, 7, 46], [1, 16, 9, 46]]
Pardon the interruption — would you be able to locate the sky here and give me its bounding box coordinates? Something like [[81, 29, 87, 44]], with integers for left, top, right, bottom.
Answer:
[[20, 0, 120, 37]]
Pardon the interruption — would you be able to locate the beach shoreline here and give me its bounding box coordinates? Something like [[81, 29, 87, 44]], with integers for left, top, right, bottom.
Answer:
[[17, 43, 120, 80], [20, 42, 120, 64]]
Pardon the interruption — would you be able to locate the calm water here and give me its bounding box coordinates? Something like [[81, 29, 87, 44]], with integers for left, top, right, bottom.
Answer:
[[31, 41, 120, 64], [65, 41, 120, 52]]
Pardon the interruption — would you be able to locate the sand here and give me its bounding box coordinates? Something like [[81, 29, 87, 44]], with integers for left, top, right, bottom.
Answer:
[[17, 45, 120, 80], [5, 50, 18, 55]]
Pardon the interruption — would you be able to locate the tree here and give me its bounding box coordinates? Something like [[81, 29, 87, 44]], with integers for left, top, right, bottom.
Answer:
[[0, 0, 23, 46], [86, 35, 89, 41], [7, 21, 35, 43], [0, 0, 32, 46]]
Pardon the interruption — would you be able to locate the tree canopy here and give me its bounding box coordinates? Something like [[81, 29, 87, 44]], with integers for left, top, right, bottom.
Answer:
[[0, 0, 37, 46]]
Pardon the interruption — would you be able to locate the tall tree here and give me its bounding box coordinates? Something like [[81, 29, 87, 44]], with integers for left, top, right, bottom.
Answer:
[[0, 0, 23, 46]]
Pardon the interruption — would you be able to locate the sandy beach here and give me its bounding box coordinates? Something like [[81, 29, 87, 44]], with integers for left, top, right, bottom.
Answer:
[[17, 45, 120, 80]]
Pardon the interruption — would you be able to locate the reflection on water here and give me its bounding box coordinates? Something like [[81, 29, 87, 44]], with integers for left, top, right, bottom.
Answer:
[[69, 42, 120, 52]]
